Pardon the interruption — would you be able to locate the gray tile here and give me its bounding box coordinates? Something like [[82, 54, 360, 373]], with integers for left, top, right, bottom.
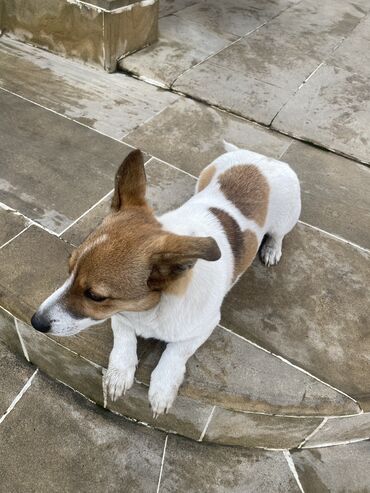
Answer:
[[174, 59, 292, 125], [246, 0, 365, 59], [159, 0, 198, 17], [0, 208, 28, 247], [303, 413, 370, 447], [328, 15, 370, 77], [161, 434, 300, 492], [0, 371, 165, 493], [137, 327, 359, 416], [292, 441, 370, 493], [0, 309, 23, 355], [121, 14, 237, 87], [273, 64, 370, 165], [0, 38, 178, 141], [210, 35, 321, 93], [0, 343, 34, 416], [0, 225, 72, 321], [204, 407, 322, 449], [0, 89, 136, 233], [222, 223, 370, 407], [176, 0, 271, 36], [0, 308, 24, 357], [124, 98, 291, 176], [281, 141, 370, 249], [146, 158, 196, 215]]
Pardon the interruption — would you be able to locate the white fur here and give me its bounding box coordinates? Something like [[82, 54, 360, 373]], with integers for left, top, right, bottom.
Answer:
[[35, 144, 301, 415]]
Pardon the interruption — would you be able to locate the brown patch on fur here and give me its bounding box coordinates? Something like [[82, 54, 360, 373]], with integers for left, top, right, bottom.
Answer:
[[219, 165, 269, 226], [235, 230, 258, 278], [164, 269, 194, 296], [198, 164, 216, 192], [210, 207, 258, 281]]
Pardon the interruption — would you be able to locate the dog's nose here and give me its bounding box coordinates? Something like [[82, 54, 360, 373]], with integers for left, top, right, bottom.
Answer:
[[31, 312, 51, 333]]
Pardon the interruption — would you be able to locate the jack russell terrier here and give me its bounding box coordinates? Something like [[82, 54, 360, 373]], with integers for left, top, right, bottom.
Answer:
[[31, 142, 301, 415]]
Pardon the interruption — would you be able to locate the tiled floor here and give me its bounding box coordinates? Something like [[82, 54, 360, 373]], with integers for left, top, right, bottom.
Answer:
[[1, 346, 370, 492], [121, 0, 370, 165], [0, 0, 370, 487]]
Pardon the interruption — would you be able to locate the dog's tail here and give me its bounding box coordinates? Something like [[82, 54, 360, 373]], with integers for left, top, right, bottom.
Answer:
[[223, 140, 239, 153]]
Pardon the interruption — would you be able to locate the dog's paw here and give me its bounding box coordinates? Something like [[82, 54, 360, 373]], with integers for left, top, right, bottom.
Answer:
[[148, 379, 178, 417], [260, 241, 282, 267], [102, 366, 135, 405]]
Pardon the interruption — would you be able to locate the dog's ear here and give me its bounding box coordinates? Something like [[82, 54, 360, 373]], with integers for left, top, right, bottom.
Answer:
[[148, 234, 221, 290], [111, 149, 147, 211]]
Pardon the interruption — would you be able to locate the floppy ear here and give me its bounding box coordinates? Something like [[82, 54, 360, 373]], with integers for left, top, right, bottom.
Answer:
[[148, 234, 221, 291], [111, 149, 147, 211]]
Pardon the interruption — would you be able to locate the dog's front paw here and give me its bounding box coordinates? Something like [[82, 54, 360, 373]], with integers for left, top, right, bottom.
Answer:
[[148, 379, 179, 417], [102, 366, 136, 405]]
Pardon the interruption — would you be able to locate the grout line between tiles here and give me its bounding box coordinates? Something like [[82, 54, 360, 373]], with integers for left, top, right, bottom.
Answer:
[[198, 405, 216, 442], [218, 324, 361, 407], [58, 188, 114, 237], [156, 434, 168, 493], [0, 225, 31, 250], [298, 418, 328, 448], [302, 436, 370, 449], [0, 369, 38, 425], [298, 221, 369, 254], [14, 317, 30, 362], [283, 450, 305, 493]]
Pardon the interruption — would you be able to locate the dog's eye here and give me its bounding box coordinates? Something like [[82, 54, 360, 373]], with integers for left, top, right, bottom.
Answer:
[[84, 289, 107, 302]]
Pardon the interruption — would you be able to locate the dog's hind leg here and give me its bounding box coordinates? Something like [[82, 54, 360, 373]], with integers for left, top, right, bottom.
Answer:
[[260, 233, 284, 267]]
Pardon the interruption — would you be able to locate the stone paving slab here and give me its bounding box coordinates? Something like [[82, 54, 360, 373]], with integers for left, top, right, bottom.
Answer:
[[124, 98, 292, 175], [222, 223, 370, 409], [0, 89, 137, 234], [175, 0, 272, 37], [292, 441, 370, 493], [328, 15, 370, 77], [0, 208, 28, 248], [120, 14, 237, 87], [281, 141, 370, 249], [0, 371, 165, 493], [204, 407, 321, 449], [173, 59, 292, 125], [0, 38, 178, 141], [137, 327, 359, 416], [0, 309, 24, 355], [303, 412, 370, 447], [161, 435, 300, 493], [0, 343, 34, 417], [273, 64, 370, 165], [159, 0, 198, 18]]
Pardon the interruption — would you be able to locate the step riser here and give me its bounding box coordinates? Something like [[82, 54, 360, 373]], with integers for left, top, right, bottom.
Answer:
[[1, 308, 370, 450], [0, 0, 158, 71]]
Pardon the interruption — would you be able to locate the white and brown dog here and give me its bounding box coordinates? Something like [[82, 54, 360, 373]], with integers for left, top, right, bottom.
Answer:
[[31, 143, 301, 415]]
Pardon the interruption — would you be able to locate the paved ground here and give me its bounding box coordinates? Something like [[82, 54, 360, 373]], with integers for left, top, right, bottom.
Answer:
[[2, 345, 370, 493], [0, 0, 370, 489], [122, 0, 370, 165]]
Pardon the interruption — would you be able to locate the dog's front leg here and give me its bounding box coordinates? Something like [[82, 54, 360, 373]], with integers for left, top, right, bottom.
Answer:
[[149, 332, 212, 416], [103, 316, 138, 404]]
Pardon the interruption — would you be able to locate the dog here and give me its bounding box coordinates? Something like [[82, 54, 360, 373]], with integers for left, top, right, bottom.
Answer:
[[31, 142, 301, 415]]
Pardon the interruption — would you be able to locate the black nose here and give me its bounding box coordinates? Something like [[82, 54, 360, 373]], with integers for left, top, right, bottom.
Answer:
[[31, 312, 51, 333]]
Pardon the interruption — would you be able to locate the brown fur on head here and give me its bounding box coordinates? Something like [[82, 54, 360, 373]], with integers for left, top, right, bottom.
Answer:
[[63, 149, 221, 322]]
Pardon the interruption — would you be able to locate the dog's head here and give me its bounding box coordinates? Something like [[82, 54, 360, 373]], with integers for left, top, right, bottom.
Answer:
[[31, 150, 221, 336]]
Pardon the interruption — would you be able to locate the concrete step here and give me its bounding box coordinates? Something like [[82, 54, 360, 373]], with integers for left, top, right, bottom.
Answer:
[[0, 0, 158, 71], [1, 38, 370, 450], [1, 345, 370, 492]]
